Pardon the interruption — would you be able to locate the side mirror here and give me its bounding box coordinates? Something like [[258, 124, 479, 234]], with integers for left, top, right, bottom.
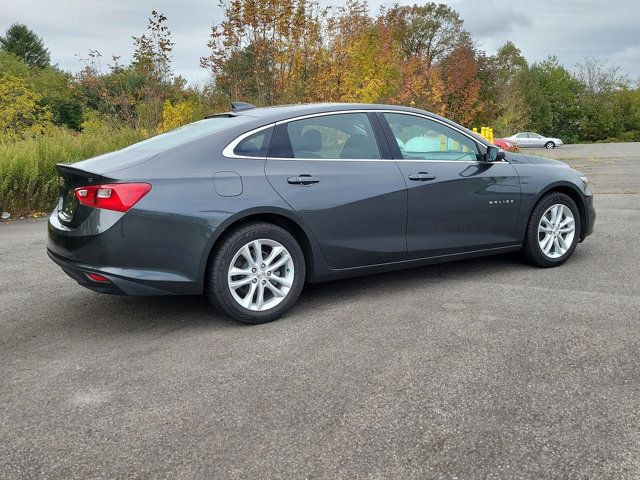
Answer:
[[485, 145, 505, 162]]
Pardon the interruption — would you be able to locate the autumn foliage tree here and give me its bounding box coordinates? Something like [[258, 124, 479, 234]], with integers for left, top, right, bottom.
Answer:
[[4, 4, 640, 146], [201, 0, 326, 105], [202, 0, 488, 126]]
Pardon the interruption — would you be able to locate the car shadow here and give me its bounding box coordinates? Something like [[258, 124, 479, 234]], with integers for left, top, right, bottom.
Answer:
[[51, 252, 524, 335], [298, 253, 523, 306]]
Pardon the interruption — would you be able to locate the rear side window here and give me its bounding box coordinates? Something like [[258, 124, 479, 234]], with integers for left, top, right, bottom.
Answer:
[[233, 127, 273, 157], [383, 113, 480, 161], [269, 113, 381, 159]]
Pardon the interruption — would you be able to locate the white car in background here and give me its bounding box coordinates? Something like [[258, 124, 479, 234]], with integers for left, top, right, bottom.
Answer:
[[505, 132, 564, 149]]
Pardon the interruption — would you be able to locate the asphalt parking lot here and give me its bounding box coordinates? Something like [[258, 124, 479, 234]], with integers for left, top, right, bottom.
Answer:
[[1, 143, 639, 479]]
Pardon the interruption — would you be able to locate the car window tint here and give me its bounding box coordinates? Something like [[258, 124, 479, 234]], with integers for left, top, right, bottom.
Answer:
[[383, 113, 480, 161], [122, 115, 251, 153], [281, 113, 380, 159], [233, 127, 273, 157]]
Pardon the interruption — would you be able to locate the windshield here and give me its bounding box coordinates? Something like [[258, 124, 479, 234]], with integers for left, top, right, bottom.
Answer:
[[122, 115, 252, 153]]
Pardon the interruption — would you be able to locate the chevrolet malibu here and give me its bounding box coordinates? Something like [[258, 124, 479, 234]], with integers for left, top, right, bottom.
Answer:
[[48, 103, 595, 324]]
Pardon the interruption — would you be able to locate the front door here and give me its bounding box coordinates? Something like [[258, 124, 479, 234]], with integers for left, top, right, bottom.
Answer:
[[265, 112, 407, 269], [378, 112, 522, 260], [517, 132, 534, 148]]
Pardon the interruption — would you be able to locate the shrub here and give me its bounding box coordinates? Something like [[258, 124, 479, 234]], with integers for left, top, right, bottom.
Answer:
[[0, 124, 147, 216], [0, 74, 52, 140]]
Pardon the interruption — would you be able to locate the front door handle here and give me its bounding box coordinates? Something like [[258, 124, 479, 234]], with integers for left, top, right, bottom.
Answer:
[[287, 175, 320, 186], [408, 172, 436, 182]]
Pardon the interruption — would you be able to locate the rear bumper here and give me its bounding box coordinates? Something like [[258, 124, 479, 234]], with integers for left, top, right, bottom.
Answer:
[[47, 249, 194, 295], [47, 209, 206, 296]]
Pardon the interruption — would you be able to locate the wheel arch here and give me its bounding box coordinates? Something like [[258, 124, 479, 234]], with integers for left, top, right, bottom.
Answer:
[[529, 182, 588, 241], [199, 207, 321, 290]]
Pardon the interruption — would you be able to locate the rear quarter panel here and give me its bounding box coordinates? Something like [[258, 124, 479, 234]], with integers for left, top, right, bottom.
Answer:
[[106, 132, 329, 291]]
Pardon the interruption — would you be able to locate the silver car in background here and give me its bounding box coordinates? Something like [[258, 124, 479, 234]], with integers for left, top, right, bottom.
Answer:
[[505, 132, 564, 149]]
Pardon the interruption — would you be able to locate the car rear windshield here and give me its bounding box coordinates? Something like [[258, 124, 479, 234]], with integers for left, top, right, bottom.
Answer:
[[121, 115, 251, 153]]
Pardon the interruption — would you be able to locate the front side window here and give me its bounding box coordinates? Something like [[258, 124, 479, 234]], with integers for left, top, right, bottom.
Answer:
[[383, 113, 480, 161], [516, 133, 528, 138], [270, 113, 381, 159]]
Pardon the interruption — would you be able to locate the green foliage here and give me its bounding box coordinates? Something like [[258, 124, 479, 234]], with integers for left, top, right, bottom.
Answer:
[[0, 74, 52, 141], [158, 99, 196, 132], [0, 125, 147, 215], [523, 57, 582, 142], [0, 23, 50, 68], [3, 7, 640, 216], [0, 51, 84, 131]]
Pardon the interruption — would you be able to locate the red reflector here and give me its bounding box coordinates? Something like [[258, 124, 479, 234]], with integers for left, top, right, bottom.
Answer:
[[86, 273, 110, 283], [74, 183, 151, 212]]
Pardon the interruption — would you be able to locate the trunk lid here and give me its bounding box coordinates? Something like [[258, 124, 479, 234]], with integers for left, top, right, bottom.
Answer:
[[70, 148, 158, 176], [55, 148, 158, 227], [56, 165, 102, 227]]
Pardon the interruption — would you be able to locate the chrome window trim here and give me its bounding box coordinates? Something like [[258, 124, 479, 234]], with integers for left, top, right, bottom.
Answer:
[[222, 123, 275, 159], [273, 109, 486, 147], [222, 109, 493, 161], [265, 157, 490, 164]]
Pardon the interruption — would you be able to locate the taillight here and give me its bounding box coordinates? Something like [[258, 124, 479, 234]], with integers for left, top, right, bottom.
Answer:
[[86, 273, 110, 283], [74, 183, 151, 212]]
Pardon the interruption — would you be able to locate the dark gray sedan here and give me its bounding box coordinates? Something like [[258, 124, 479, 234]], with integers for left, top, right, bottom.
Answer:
[[48, 103, 595, 323]]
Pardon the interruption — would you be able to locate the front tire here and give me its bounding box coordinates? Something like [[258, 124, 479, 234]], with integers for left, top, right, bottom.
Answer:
[[545, 141, 555, 149], [206, 222, 306, 324], [522, 192, 581, 268]]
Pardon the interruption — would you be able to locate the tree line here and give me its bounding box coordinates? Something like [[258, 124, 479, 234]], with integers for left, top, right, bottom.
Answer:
[[1, 0, 640, 145]]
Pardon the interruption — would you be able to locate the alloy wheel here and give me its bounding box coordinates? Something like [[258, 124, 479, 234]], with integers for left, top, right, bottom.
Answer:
[[538, 204, 576, 258], [227, 239, 294, 311]]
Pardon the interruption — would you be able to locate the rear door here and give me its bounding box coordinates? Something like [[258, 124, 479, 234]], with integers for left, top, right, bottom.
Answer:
[[378, 112, 521, 259], [265, 112, 407, 269]]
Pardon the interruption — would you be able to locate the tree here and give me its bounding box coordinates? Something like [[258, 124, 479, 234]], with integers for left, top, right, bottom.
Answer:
[[479, 42, 529, 135], [523, 56, 582, 141], [440, 41, 482, 125], [389, 56, 445, 114], [132, 10, 174, 84], [157, 99, 194, 132], [0, 51, 83, 130], [201, 0, 326, 106], [0, 24, 50, 68], [0, 74, 51, 140], [131, 10, 175, 131], [338, 23, 400, 103], [573, 58, 626, 141], [379, 3, 469, 66]]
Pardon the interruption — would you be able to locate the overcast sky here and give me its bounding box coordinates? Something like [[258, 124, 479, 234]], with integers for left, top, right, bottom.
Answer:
[[1, 0, 639, 85]]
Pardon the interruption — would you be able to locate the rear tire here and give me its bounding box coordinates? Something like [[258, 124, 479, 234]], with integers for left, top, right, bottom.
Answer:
[[522, 192, 581, 268], [206, 222, 305, 324], [545, 141, 555, 149]]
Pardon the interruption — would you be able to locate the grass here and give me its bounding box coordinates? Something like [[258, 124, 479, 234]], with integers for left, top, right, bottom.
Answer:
[[0, 125, 147, 216]]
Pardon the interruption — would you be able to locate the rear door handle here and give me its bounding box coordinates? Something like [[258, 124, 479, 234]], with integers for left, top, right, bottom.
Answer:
[[408, 172, 436, 181], [287, 175, 320, 186]]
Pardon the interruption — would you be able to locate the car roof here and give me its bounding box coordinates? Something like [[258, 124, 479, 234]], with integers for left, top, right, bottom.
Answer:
[[219, 102, 489, 146]]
